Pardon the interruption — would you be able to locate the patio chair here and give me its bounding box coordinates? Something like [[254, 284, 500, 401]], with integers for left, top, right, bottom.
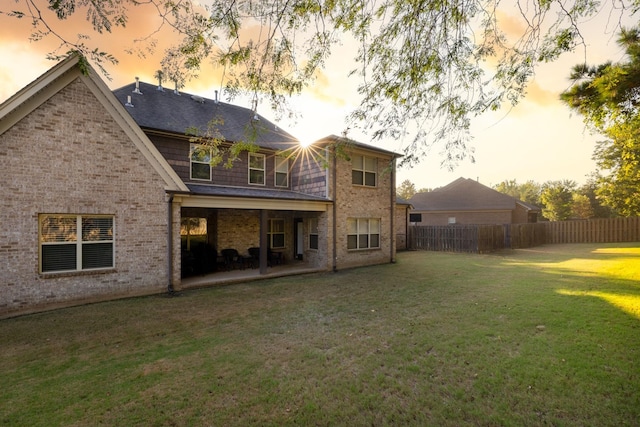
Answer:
[[248, 247, 271, 268], [220, 248, 243, 271]]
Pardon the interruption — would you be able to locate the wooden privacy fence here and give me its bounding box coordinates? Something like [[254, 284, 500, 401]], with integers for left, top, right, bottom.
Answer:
[[409, 217, 640, 253], [544, 217, 640, 244], [410, 225, 505, 253]]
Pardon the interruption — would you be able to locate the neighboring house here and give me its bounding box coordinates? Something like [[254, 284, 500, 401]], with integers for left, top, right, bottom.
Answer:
[[409, 177, 540, 226], [0, 55, 399, 317]]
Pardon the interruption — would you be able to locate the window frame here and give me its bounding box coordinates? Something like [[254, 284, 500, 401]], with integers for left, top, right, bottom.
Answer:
[[189, 143, 212, 181], [308, 217, 319, 250], [347, 218, 380, 250], [268, 218, 286, 249], [248, 152, 266, 185], [351, 155, 377, 187], [39, 214, 115, 274], [275, 155, 289, 188]]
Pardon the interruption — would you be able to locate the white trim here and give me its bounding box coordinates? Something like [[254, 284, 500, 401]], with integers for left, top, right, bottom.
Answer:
[[274, 155, 289, 187], [352, 154, 377, 187], [268, 218, 286, 249], [189, 143, 212, 181], [177, 194, 331, 211], [39, 214, 115, 274], [0, 55, 188, 193], [248, 152, 266, 185]]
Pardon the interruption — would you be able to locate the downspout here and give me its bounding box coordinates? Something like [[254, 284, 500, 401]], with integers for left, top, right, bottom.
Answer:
[[390, 157, 396, 264], [332, 146, 338, 272], [167, 194, 175, 294]]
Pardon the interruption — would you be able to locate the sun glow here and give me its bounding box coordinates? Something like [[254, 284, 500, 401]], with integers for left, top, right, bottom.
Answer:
[[299, 139, 313, 148], [557, 289, 640, 320]]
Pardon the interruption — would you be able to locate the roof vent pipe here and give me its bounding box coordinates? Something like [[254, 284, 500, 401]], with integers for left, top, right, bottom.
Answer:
[[214, 90, 219, 104], [173, 80, 180, 96], [125, 95, 134, 107], [133, 77, 143, 95]]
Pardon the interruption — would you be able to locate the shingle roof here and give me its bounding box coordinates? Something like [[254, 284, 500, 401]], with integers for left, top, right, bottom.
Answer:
[[186, 183, 330, 201], [112, 81, 299, 151], [409, 177, 517, 211], [314, 134, 401, 157]]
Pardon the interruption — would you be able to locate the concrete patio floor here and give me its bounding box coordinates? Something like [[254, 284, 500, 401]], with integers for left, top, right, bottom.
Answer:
[[180, 260, 325, 290]]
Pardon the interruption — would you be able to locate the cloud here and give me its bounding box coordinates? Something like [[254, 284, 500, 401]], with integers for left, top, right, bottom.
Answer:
[[0, 2, 230, 92]]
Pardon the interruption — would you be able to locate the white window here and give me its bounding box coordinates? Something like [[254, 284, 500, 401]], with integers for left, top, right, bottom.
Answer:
[[39, 215, 114, 273], [249, 153, 265, 185], [347, 218, 380, 250], [275, 156, 288, 187], [268, 219, 285, 249], [309, 218, 319, 250], [190, 143, 212, 181], [448, 217, 456, 224], [352, 155, 377, 187]]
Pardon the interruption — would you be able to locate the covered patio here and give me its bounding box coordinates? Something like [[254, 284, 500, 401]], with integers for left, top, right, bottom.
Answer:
[[174, 185, 332, 283], [181, 259, 325, 289]]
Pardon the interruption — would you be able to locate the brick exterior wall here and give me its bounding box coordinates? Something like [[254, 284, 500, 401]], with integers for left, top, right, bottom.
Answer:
[[0, 78, 171, 316], [331, 150, 395, 270], [395, 204, 409, 250]]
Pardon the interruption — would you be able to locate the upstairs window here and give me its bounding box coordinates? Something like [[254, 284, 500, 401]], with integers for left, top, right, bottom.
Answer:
[[268, 219, 285, 249], [39, 215, 114, 273], [275, 156, 289, 187], [249, 153, 265, 185], [352, 155, 377, 187], [190, 144, 211, 181], [347, 218, 380, 250]]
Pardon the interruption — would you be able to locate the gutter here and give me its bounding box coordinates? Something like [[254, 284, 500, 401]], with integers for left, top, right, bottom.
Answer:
[[167, 194, 175, 294], [390, 157, 396, 263], [332, 146, 338, 272]]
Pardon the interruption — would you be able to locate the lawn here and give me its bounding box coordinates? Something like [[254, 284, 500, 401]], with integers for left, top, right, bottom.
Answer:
[[1, 243, 639, 426]]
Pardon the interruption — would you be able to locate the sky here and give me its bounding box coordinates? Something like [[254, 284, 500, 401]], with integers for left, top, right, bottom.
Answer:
[[0, 2, 631, 190]]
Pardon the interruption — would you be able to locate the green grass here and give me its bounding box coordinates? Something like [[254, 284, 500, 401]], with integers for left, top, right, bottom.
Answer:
[[1, 243, 639, 426]]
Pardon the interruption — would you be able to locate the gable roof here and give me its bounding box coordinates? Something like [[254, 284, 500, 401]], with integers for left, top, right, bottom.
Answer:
[[0, 55, 188, 192], [410, 177, 517, 211], [314, 134, 401, 158], [112, 82, 299, 151]]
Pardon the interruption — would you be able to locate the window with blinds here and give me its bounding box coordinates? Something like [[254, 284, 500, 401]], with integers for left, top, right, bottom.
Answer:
[[190, 143, 212, 181], [268, 218, 285, 249], [309, 218, 319, 250], [40, 215, 114, 273], [347, 218, 380, 250]]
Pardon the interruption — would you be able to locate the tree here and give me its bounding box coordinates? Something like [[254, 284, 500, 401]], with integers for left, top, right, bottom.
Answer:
[[6, 1, 640, 166], [540, 180, 576, 221], [494, 180, 541, 206], [570, 193, 593, 219], [396, 179, 417, 200], [579, 176, 616, 218], [561, 27, 640, 216]]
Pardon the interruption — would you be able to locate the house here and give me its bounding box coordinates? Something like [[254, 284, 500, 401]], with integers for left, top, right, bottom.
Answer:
[[0, 55, 399, 317], [409, 177, 540, 226]]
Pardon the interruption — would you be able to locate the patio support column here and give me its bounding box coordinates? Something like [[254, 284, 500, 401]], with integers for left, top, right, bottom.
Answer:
[[259, 209, 268, 274]]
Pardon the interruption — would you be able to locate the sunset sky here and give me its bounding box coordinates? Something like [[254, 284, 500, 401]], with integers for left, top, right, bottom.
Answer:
[[0, 3, 631, 190]]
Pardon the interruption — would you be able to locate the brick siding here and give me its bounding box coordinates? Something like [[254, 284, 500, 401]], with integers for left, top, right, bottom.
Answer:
[[332, 151, 395, 269], [0, 78, 171, 316]]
